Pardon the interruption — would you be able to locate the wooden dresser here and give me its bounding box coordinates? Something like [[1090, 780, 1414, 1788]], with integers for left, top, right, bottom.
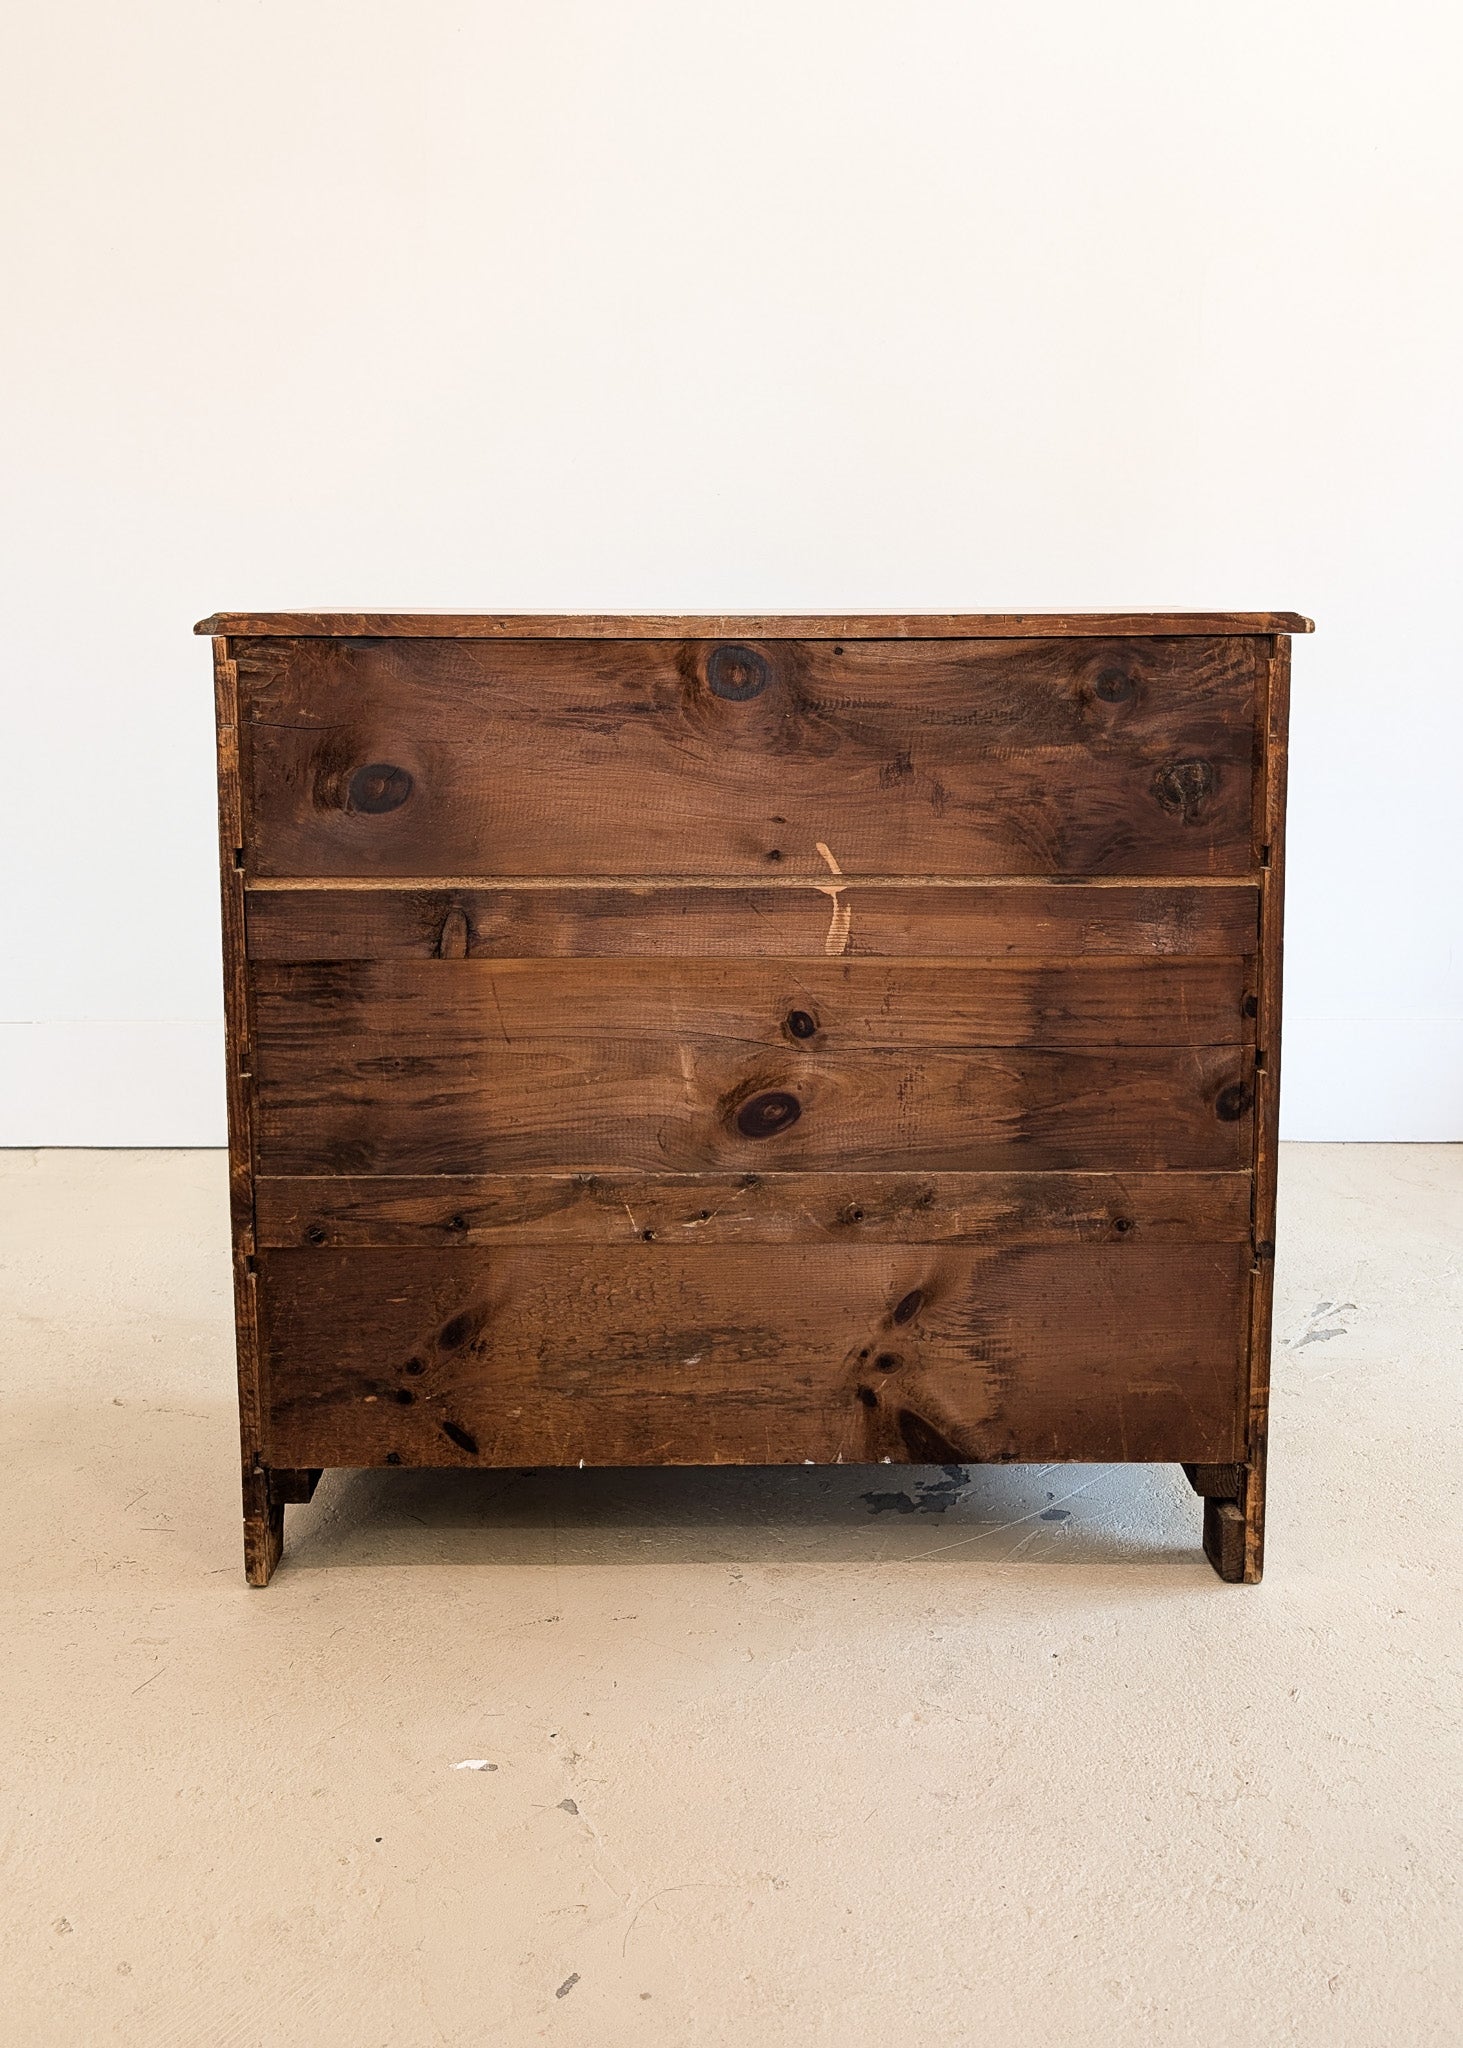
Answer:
[[200, 611, 1309, 1585]]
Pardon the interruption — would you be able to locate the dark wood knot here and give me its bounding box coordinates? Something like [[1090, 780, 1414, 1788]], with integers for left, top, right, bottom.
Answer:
[[304, 1223, 328, 1246], [785, 1009, 818, 1040], [1215, 1082, 1254, 1122], [736, 1090, 801, 1138], [706, 644, 771, 701], [1151, 759, 1216, 824], [892, 1289, 924, 1324], [874, 1351, 901, 1372], [349, 762, 413, 814], [1092, 667, 1137, 704]]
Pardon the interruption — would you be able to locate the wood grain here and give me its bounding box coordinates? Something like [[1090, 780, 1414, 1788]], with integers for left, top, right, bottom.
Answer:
[[250, 956, 1253, 1046], [236, 635, 1262, 878], [257, 1242, 1251, 1470], [211, 638, 280, 1585], [253, 1038, 1253, 1177], [1235, 633, 1292, 1583], [198, 611, 1314, 639], [245, 881, 1261, 961], [208, 611, 1301, 1585], [254, 1169, 1254, 1248]]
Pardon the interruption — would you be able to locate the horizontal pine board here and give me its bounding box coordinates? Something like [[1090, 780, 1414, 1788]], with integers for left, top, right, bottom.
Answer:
[[245, 880, 1261, 960], [254, 1169, 1253, 1248], [258, 1242, 1250, 1468], [237, 635, 1262, 878]]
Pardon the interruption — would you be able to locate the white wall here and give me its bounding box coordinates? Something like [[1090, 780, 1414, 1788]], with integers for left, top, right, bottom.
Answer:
[[1, 0, 1459, 1144]]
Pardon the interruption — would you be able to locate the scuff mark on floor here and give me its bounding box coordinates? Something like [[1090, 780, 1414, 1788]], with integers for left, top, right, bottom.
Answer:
[[1286, 1300, 1358, 1350], [862, 1466, 969, 1515]]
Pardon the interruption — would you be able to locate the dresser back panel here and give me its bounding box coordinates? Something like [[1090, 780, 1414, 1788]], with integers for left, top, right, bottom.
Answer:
[[236, 635, 1263, 878], [253, 1169, 1255, 1250], [204, 611, 1301, 1585], [251, 966, 1254, 1179], [245, 882, 1261, 961], [257, 1241, 1250, 1470]]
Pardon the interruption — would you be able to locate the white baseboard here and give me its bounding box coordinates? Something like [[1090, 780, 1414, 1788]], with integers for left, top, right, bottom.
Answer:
[[0, 1014, 1457, 1147], [0, 1021, 227, 1146]]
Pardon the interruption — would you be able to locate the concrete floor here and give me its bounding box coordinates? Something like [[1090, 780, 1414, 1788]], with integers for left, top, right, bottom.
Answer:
[[1, 1147, 1459, 2046]]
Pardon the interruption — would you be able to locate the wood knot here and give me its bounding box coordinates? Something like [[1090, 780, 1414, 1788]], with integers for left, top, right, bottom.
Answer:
[[348, 762, 413, 813], [304, 1223, 328, 1246], [785, 1009, 818, 1040], [1151, 759, 1216, 824], [735, 1090, 801, 1139], [706, 644, 771, 701], [1092, 667, 1137, 704], [1215, 1082, 1254, 1122], [892, 1289, 924, 1324]]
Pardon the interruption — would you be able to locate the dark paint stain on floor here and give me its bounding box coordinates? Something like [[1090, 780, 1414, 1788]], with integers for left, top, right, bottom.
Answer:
[[862, 1466, 969, 1515]]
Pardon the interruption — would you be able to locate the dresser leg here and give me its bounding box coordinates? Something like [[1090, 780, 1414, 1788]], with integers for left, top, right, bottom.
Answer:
[[242, 1466, 284, 1586], [1184, 1459, 1265, 1583]]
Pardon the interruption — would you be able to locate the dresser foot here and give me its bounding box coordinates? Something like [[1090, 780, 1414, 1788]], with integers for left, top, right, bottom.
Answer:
[[1185, 1460, 1265, 1583], [243, 1467, 284, 1586]]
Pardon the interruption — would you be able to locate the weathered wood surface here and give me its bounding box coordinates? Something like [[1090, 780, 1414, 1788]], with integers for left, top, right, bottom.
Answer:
[[258, 1242, 1250, 1470], [200, 611, 1314, 639], [212, 637, 279, 1586], [245, 880, 1261, 961], [255, 1169, 1254, 1248], [251, 987, 1255, 1174], [250, 956, 1253, 1047], [208, 611, 1301, 1583], [235, 636, 1262, 878], [1232, 633, 1293, 1583]]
